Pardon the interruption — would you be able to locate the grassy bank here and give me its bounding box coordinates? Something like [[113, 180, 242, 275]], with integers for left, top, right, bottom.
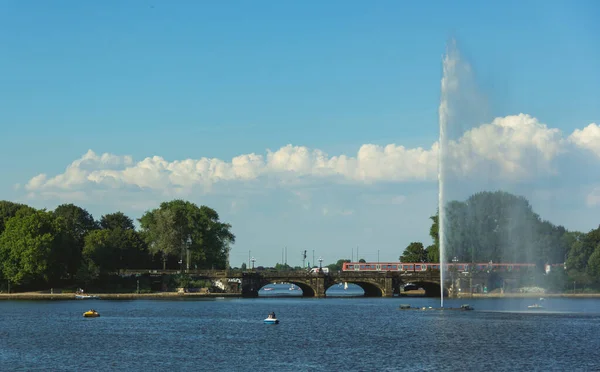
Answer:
[[0, 292, 241, 301]]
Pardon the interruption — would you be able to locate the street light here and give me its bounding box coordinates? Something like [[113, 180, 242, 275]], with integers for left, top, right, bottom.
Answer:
[[318, 257, 323, 272], [186, 236, 192, 271], [251, 257, 255, 270], [452, 256, 459, 297]]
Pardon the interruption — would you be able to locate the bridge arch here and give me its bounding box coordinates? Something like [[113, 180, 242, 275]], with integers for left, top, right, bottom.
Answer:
[[347, 281, 384, 297], [407, 281, 446, 297], [257, 280, 317, 297]]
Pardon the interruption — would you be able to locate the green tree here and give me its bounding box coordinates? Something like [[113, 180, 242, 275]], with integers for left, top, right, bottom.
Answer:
[[139, 200, 234, 270], [0, 200, 36, 234], [81, 229, 113, 275], [0, 210, 65, 286], [400, 242, 427, 262], [53, 204, 99, 278], [437, 191, 569, 264], [98, 212, 148, 270], [586, 244, 600, 278], [327, 259, 350, 272], [100, 212, 135, 230], [140, 208, 181, 270]]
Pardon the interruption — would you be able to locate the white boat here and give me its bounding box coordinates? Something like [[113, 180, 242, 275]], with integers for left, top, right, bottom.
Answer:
[[263, 287, 274, 291], [264, 317, 279, 324], [527, 304, 544, 309], [75, 294, 100, 300]]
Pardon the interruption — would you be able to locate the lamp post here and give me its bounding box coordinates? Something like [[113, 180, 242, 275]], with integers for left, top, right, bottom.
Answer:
[[251, 257, 255, 270], [378, 249, 380, 263], [186, 236, 192, 271], [452, 256, 459, 298], [318, 257, 323, 273]]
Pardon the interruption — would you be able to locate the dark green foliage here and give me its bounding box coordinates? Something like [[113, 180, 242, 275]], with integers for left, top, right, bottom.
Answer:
[[0, 199, 235, 291], [400, 242, 427, 262]]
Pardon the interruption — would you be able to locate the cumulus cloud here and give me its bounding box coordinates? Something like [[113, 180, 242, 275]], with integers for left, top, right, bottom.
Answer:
[[20, 115, 600, 202], [568, 123, 600, 158]]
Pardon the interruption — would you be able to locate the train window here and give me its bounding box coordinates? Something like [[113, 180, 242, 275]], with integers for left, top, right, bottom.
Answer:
[[348, 265, 354, 269], [392, 265, 397, 269]]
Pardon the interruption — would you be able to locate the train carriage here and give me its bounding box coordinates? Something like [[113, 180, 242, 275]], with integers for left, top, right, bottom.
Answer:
[[341, 262, 538, 272]]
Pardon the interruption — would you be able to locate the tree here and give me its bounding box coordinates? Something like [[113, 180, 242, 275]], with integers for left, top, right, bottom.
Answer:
[[400, 242, 427, 262], [0, 201, 36, 234], [426, 214, 440, 263], [586, 244, 600, 278], [197, 205, 235, 269], [53, 204, 99, 278], [140, 208, 182, 270], [81, 230, 113, 275], [100, 212, 135, 230], [435, 191, 569, 264], [139, 200, 235, 270], [97, 212, 148, 271], [0, 210, 65, 286], [327, 259, 350, 272]]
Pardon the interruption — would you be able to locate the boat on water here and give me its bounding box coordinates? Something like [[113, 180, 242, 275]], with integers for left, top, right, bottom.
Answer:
[[527, 304, 544, 310], [264, 312, 279, 324], [75, 294, 100, 299], [263, 287, 274, 291], [83, 309, 100, 318]]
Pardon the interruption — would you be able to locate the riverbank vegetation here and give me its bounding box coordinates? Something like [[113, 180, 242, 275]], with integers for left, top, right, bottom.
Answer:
[[399, 191, 600, 292], [0, 200, 234, 293], [1, 191, 599, 294]]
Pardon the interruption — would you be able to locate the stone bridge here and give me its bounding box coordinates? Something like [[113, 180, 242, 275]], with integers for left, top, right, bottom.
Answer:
[[239, 270, 442, 298], [119, 269, 514, 298]]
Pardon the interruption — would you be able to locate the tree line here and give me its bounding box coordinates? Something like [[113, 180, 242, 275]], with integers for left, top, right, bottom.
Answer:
[[400, 191, 600, 290], [0, 200, 235, 291]]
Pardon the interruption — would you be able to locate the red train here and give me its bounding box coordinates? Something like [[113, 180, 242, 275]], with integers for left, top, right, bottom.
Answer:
[[341, 262, 558, 272]]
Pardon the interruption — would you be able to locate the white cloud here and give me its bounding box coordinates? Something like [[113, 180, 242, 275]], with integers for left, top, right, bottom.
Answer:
[[568, 123, 600, 158], [19, 115, 600, 208]]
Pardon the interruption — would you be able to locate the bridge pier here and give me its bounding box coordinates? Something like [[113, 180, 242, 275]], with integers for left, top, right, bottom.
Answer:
[[241, 272, 261, 298], [311, 276, 328, 298]]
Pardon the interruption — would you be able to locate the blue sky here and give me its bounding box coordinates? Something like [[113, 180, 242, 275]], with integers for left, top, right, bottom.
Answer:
[[1, 1, 599, 267]]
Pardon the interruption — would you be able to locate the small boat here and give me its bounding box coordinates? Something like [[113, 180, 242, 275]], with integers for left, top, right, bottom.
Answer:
[[83, 310, 100, 318], [75, 294, 100, 299], [527, 304, 544, 310], [263, 287, 274, 291], [460, 304, 474, 311], [264, 317, 279, 324]]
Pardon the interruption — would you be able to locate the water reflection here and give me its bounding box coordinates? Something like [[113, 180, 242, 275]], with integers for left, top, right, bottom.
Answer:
[[258, 282, 365, 297]]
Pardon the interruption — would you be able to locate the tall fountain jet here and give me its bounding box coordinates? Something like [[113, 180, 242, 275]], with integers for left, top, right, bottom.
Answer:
[[438, 39, 487, 308], [438, 42, 452, 308]]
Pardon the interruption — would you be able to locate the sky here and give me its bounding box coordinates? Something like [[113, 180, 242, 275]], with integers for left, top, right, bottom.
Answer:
[[1, 1, 599, 268]]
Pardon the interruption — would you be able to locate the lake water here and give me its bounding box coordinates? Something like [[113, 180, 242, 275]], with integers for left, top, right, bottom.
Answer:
[[1, 293, 599, 371]]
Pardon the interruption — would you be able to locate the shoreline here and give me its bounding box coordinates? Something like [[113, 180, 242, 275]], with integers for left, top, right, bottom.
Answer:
[[1, 292, 600, 300], [0, 292, 242, 301]]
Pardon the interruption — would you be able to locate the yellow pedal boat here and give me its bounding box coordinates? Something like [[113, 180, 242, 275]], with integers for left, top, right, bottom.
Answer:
[[83, 309, 100, 318]]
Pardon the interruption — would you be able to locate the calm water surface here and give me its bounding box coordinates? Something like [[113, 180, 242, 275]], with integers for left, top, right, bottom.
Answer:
[[1, 294, 599, 371]]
